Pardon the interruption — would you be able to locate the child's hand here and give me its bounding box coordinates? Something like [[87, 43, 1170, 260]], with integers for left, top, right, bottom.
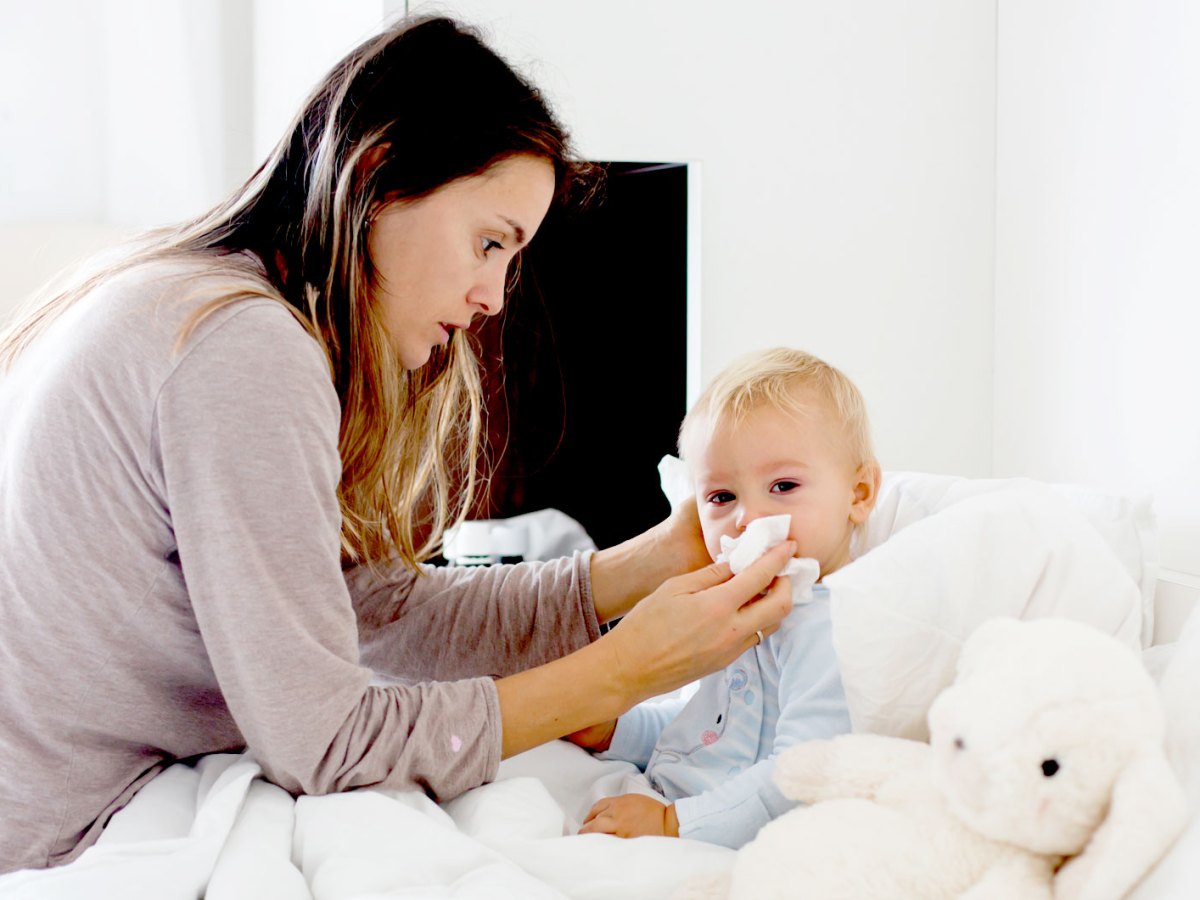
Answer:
[[563, 719, 617, 752], [579, 794, 679, 838]]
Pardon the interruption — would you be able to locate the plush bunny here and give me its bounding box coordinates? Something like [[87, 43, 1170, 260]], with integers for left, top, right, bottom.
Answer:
[[680, 617, 1187, 900]]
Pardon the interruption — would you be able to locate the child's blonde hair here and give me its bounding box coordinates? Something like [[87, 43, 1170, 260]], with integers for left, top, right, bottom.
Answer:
[[679, 347, 876, 469]]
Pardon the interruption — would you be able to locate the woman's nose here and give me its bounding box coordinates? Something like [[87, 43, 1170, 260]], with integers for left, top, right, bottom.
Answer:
[[467, 265, 508, 317]]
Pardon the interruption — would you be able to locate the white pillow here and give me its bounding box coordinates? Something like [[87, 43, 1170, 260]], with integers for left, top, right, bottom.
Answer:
[[861, 471, 1157, 647], [826, 482, 1143, 740]]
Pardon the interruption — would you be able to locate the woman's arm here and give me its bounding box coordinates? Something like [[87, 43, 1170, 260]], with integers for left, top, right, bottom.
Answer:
[[588, 499, 711, 624], [349, 553, 602, 683], [349, 499, 712, 684]]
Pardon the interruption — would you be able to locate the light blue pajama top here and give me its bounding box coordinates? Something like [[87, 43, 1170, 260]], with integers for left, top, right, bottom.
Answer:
[[601, 585, 850, 848]]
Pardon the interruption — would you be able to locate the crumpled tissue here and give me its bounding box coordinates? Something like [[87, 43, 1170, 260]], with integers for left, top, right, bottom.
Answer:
[[715, 514, 821, 606]]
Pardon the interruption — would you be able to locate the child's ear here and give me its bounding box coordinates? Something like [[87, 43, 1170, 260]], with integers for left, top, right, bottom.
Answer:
[[848, 461, 881, 525]]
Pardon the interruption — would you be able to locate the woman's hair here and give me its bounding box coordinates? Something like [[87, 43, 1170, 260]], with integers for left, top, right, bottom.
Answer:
[[678, 346, 877, 471], [0, 15, 598, 569]]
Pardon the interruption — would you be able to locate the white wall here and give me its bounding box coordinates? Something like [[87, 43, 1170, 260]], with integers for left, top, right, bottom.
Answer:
[[251, 0, 389, 162], [1, 0, 252, 228], [411, 0, 999, 477], [0, 0, 390, 325], [1, 2, 108, 222], [994, 0, 1200, 578]]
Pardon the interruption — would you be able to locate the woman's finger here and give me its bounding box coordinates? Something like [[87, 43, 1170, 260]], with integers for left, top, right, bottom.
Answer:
[[665, 559, 731, 594], [737, 573, 793, 635], [712, 541, 797, 608]]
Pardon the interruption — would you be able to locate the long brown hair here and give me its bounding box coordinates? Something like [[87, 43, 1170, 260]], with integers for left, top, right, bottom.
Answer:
[[0, 15, 598, 569]]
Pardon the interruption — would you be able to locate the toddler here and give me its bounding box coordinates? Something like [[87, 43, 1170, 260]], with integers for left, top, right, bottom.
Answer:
[[576, 347, 880, 848]]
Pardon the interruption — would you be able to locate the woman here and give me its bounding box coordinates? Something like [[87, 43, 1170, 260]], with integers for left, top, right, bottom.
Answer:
[[0, 15, 794, 873]]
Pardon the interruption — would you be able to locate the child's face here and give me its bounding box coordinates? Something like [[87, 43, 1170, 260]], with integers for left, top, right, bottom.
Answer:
[[690, 395, 868, 577]]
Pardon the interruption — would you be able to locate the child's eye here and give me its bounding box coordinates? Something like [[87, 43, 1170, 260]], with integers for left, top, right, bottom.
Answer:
[[770, 480, 801, 494], [481, 237, 503, 254], [706, 491, 735, 505]]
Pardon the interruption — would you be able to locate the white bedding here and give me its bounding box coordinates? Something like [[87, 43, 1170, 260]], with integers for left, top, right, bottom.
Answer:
[[0, 471, 1181, 898], [0, 744, 728, 900]]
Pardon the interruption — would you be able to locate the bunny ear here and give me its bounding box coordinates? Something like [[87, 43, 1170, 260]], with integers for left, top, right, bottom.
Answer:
[[1054, 750, 1189, 900]]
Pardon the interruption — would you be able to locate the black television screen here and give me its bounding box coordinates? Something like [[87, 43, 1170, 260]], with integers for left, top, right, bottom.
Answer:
[[469, 161, 693, 550]]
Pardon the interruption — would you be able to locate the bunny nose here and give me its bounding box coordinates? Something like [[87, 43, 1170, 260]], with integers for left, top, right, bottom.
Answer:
[[953, 737, 966, 751]]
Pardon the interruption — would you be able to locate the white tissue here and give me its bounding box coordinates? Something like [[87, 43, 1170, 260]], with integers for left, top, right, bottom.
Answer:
[[715, 515, 821, 605]]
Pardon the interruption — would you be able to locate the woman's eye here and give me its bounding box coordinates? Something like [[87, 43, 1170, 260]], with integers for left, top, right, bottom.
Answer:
[[481, 237, 503, 254], [707, 491, 735, 505], [770, 480, 801, 494]]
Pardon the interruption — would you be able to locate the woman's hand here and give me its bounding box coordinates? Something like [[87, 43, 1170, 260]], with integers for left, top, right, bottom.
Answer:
[[589, 498, 711, 624], [580, 794, 679, 838], [599, 540, 796, 706], [655, 497, 712, 575]]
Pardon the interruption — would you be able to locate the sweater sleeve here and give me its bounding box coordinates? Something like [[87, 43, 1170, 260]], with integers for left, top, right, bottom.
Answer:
[[674, 601, 851, 848], [346, 554, 601, 682], [154, 302, 499, 801]]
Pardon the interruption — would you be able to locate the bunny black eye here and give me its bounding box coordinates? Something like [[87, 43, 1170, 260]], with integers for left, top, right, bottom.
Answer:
[[1041, 758, 1060, 777]]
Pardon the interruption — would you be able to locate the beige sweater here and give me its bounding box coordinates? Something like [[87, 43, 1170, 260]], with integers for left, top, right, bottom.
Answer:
[[0, 257, 599, 873]]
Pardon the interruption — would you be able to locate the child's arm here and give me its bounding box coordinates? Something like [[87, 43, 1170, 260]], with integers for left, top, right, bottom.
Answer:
[[571, 693, 691, 838], [577, 621, 849, 844], [585, 692, 691, 767], [672, 604, 851, 848]]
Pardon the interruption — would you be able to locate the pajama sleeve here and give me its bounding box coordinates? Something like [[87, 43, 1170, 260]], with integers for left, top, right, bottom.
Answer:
[[347, 554, 601, 683]]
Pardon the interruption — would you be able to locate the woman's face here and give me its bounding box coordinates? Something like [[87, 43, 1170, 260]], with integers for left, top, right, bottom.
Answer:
[[368, 154, 557, 369]]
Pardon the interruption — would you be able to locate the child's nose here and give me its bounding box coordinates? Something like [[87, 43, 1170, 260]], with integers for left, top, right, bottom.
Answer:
[[735, 504, 766, 532]]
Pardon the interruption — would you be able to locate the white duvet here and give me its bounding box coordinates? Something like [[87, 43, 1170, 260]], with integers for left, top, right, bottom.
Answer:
[[0, 743, 729, 900]]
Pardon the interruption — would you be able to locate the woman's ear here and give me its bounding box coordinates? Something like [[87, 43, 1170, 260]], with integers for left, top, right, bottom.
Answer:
[[849, 461, 882, 525]]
